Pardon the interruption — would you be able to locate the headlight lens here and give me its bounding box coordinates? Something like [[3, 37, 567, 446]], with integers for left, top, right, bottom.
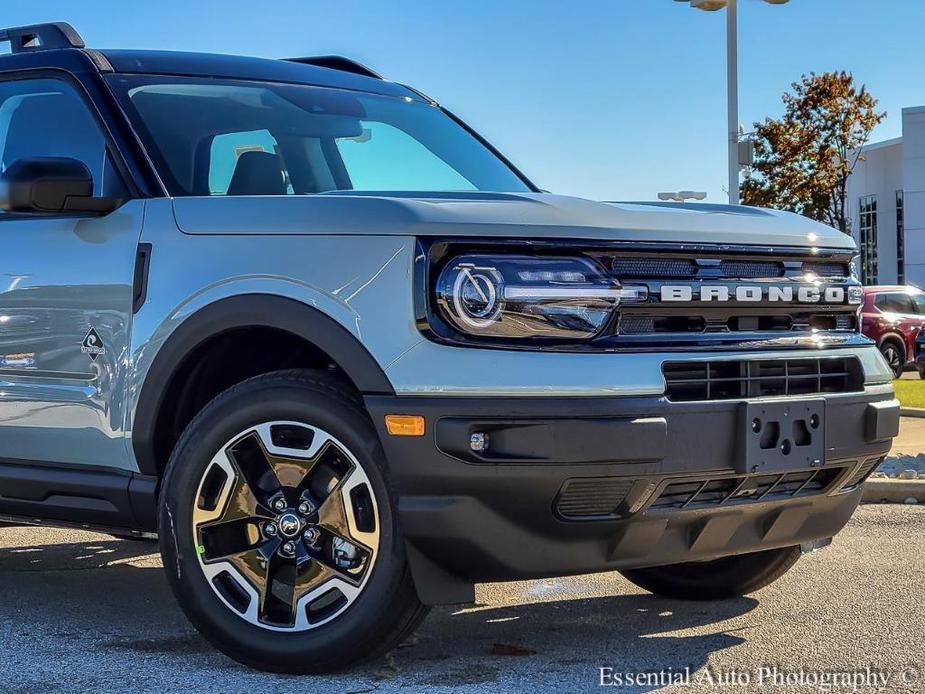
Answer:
[[435, 255, 642, 340]]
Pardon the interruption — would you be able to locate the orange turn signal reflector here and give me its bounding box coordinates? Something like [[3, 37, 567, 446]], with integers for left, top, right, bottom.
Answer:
[[385, 415, 425, 437]]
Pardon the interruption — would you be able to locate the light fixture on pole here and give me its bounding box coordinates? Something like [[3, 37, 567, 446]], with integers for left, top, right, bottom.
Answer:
[[672, 0, 791, 205]]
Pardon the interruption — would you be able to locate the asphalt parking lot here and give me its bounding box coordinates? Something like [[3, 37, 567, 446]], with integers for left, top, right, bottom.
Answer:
[[0, 505, 922, 693]]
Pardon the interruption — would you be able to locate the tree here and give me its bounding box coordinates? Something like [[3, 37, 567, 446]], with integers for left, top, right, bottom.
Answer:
[[740, 71, 885, 233]]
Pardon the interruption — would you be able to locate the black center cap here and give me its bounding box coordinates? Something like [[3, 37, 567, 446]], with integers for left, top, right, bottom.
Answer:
[[278, 512, 301, 538]]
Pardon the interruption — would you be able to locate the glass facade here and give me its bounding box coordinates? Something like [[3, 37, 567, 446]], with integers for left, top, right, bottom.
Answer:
[[896, 190, 905, 284], [859, 195, 878, 285]]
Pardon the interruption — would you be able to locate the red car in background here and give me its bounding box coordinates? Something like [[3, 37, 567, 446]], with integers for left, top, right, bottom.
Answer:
[[861, 286, 925, 379]]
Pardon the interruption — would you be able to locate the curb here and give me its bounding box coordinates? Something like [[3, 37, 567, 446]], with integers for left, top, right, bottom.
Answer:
[[900, 407, 925, 418], [862, 478, 925, 504]]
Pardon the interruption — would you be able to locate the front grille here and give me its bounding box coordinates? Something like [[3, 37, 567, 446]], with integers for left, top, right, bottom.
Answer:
[[611, 257, 696, 278], [555, 477, 634, 519], [606, 256, 850, 281], [720, 259, 783, 278], [662, 357, 864, 402], [648, 467, 845, 512], [840, 457, 883, 490], [619, 312, 857, 335], [805, 261, 850, 278]]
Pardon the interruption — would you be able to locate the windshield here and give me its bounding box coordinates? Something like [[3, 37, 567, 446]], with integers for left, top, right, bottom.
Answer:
[[106, 75, 532, 196]]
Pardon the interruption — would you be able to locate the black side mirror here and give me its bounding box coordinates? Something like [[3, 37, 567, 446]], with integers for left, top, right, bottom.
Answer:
[[0, 157, 122, 215]]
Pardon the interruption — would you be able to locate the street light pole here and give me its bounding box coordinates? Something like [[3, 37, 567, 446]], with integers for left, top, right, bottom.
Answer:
[[726, 0, 739, 204], [674, 0, 790, 205]]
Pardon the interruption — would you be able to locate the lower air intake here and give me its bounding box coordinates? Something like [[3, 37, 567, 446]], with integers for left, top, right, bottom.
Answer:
[[662, 357, 864, 402]]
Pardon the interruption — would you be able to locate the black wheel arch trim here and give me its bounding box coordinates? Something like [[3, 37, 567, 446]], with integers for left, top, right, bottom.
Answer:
[[131, 294, 395, 477]]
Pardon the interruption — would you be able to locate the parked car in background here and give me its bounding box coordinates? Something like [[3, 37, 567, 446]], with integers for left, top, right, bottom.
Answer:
[[861, 286, 925, 378], [915, 331, 925, 378]]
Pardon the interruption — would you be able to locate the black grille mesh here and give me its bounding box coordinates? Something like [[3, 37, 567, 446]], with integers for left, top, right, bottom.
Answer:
[[649, 467, 844, 511], [840, 457, 883, 490], [804, 261, 850, 278], [719, 260, 784, 278], [607, 257, 849, 280], [611, 257, 696, 278], [662, 357, 863, 401], [556, 477, 634, 519]]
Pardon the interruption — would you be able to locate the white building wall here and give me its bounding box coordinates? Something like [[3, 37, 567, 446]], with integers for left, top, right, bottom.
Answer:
[[846, 137, 903, 284], [902, 107, 925, 287]]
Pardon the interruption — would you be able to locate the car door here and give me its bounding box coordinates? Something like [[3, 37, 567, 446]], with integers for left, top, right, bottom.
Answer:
[[0, 75, 142, 471]]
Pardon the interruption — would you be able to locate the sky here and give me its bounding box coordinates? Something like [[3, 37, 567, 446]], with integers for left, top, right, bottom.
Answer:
[[4, 0, 924, 202]]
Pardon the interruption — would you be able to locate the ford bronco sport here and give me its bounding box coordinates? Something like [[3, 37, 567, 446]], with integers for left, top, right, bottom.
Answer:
[[0, 22, 900, 673]]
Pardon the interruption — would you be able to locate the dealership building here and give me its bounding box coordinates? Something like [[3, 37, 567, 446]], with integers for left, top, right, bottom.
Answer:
[[845, 106, 925, 287]]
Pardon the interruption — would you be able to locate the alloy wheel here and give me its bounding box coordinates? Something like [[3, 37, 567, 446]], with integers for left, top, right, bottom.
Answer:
[[192, 421, 379, 631], [881, 344, 903, 378]]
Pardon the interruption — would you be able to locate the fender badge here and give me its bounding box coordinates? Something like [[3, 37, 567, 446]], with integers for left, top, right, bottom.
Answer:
[[81, 327, 105, 361]]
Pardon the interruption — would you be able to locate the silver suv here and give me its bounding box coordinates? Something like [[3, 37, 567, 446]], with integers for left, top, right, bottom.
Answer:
[[0, 22, 899, 673]]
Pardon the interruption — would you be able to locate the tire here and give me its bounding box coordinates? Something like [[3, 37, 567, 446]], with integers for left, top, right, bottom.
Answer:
[[619, 546, 802, 601], [158, 369, 427, 673], [879, 341, 905, 379]]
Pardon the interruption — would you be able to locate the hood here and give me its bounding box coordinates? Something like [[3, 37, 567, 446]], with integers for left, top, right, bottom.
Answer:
[[172, 191, 856, 250]]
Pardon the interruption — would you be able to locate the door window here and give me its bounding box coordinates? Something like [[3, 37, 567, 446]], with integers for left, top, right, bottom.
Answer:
[[911, 293, 925, 315], [875, 293, 915, 314], [0, 77, 124, 210]]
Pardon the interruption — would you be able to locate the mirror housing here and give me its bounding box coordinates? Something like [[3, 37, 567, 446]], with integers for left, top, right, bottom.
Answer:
[[0, 157, 122, 215]]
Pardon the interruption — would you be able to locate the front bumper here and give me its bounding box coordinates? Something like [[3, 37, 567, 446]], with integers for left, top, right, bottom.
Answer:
[[365, 384, 898, 604]]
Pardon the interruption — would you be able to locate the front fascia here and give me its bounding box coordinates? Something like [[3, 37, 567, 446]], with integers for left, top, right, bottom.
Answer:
[[384, 341, 891, 397], [130, 200, 889, 424]]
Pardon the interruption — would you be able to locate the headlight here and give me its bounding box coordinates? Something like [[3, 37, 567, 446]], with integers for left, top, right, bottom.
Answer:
[[434, 254, 645, 340]]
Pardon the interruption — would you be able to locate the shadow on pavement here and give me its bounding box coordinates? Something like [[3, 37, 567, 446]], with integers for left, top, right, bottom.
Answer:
[[0, 537, 759, 691], [0, 536, 157, 572], [391, 593, 758, 691]]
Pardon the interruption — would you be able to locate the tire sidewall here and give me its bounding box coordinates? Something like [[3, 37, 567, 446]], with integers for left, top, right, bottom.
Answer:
[[159, 374, 407, 669]]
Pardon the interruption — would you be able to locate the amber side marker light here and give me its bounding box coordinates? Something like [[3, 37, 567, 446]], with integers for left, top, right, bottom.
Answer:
[[385, 415, 426, 437]]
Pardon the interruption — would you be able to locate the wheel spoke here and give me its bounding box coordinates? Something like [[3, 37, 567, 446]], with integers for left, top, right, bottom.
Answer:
[[257, 546, 353, 626], [316, 475, 353, 540], [198, 517, 265, 562], [226, 432, 287, 505], [193, 450, 275, 531], [314, 453, 379, 552]]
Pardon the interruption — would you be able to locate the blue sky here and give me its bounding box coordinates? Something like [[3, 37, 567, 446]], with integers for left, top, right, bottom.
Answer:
[[4, 1, 923, 201]]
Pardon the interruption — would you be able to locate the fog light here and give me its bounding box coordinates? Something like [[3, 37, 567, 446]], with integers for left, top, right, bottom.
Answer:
[[470, 432, 489, 452]]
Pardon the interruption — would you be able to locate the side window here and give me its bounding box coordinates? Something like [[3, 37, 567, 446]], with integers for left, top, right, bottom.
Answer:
[[895, 294, 916, 314], [336, 121, 476, 191], [876, 293, 914, 313], [0, 77, 123, 208], [874, 295, 895, 312], [912, 293, 925, 315], [208, 129, 293, 195]]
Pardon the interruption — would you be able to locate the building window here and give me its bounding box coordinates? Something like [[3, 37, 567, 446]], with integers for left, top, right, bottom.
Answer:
[[859, 195, 878, 285], [897, 190, 905, 284]]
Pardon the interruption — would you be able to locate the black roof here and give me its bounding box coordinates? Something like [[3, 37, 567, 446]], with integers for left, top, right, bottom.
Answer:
[[0, 22, 421, 102], [100, 49, 420, 100]]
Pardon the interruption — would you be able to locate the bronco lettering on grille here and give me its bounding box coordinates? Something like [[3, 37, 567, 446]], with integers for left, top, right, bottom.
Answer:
[[660, 285, 847, 303]]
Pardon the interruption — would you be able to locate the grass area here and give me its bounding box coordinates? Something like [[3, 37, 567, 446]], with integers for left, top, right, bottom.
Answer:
[[893, 378, 925, 409]]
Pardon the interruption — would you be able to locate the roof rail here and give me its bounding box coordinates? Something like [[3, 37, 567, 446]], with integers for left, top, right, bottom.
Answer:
[[0, 22, 85, 53], [284, 55, 382, 80]]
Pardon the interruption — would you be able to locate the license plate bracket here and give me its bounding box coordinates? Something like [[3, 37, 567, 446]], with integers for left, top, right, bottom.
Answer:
[[738, 399, 825, 474]]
